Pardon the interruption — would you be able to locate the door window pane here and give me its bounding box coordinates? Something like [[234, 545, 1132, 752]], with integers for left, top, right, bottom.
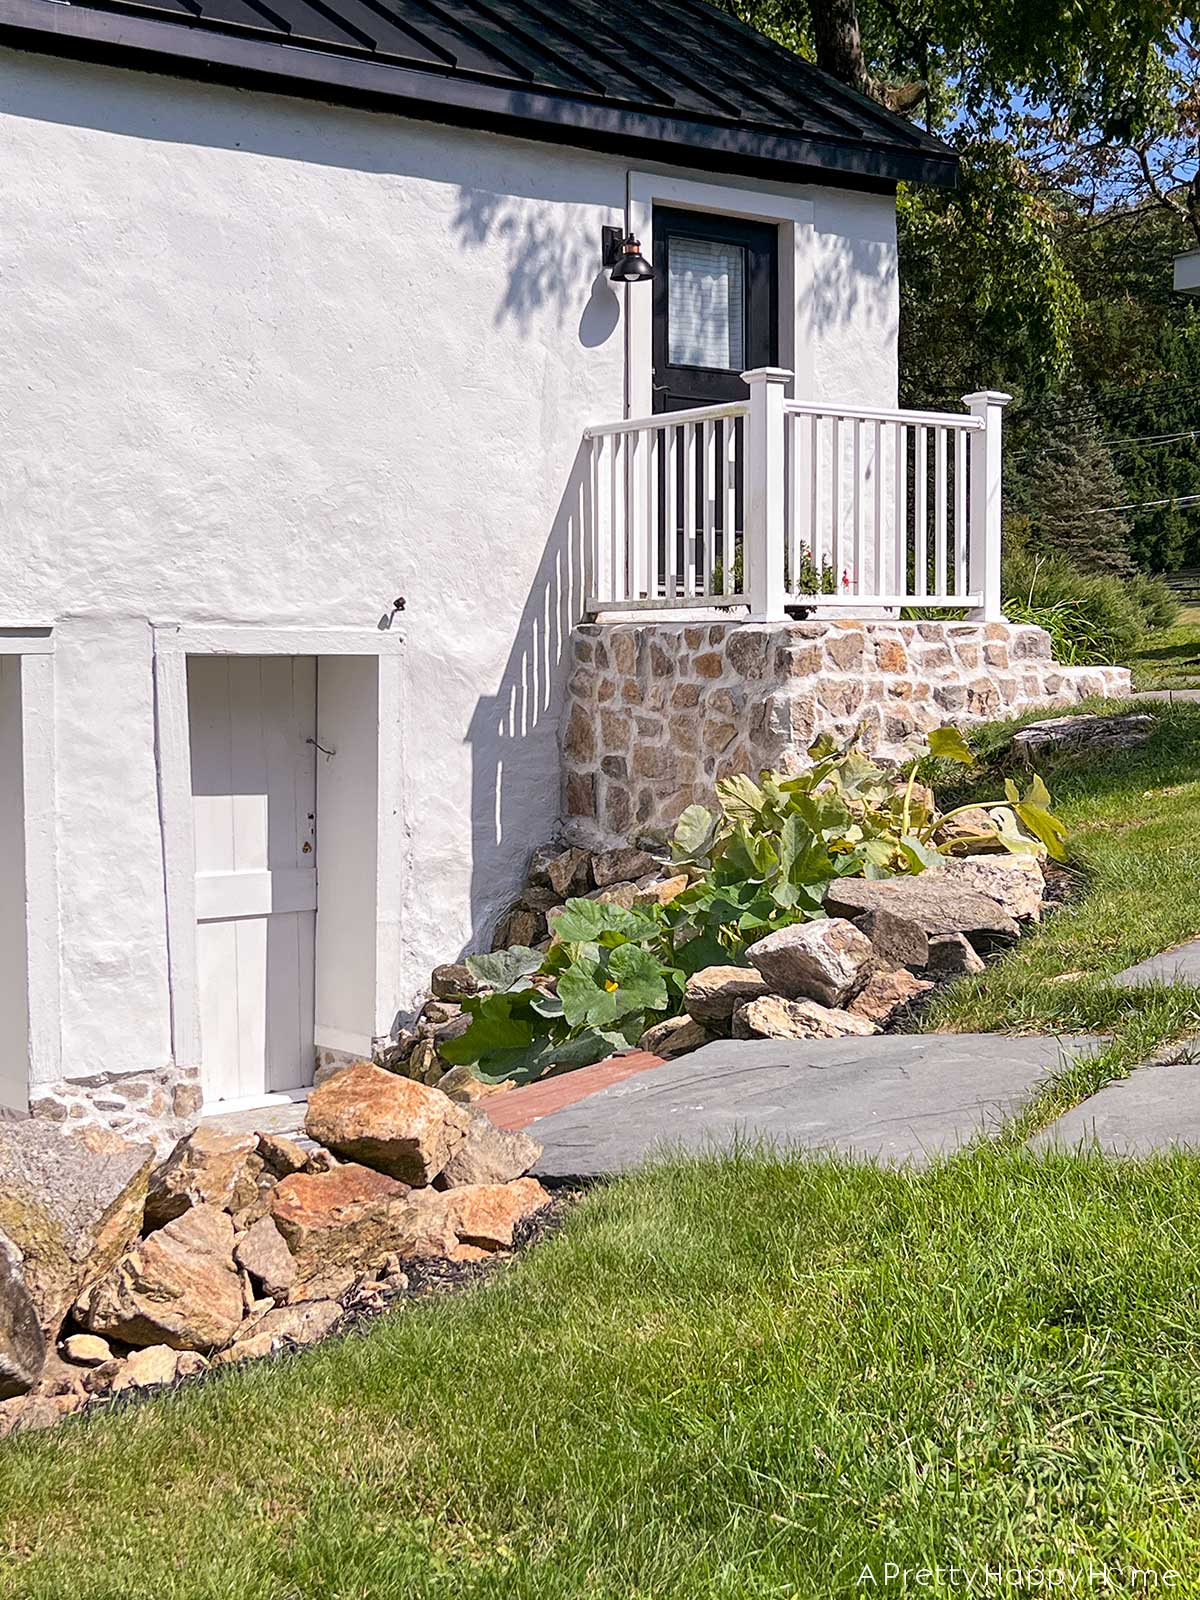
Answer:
[[668, 237, 745, 371]]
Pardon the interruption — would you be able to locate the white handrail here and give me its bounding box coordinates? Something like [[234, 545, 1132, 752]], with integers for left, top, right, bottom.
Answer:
[[784, 399, 984, 430], [584, 399, 747, 439]]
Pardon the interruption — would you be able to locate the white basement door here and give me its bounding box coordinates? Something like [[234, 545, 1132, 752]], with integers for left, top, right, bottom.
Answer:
[[188, 656, 318, 1104]]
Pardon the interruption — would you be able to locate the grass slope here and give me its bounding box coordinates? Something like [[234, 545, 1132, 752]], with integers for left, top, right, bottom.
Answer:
[[7, 701, 1200, 1597], [1131, 607, 1200, 691]]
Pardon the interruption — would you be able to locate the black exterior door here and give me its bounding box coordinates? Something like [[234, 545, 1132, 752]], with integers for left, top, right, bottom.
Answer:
[[652, 208, 779, 414]]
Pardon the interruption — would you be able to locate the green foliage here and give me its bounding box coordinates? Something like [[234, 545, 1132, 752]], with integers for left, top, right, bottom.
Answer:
[[1012, 389, 1134, 575], [1002, 546, 1149, 665], [446, 730, 1066, 1086]]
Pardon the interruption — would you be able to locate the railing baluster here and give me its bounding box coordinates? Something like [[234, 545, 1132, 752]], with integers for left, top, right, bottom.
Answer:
[[663, 423, 677, 603], [726, 417, 738, 594], [682, 422, 696, 598], [872, 419, 884, 603], [811, 414, 823, 593], [831, 415, 843, 593], [954, 427, 967, 597], [918, 430, 927, 599], [702, 418, 715, 599], [934, 426, 948, 598], [851, 418, 863, 596], [893, 422, 907, 598]]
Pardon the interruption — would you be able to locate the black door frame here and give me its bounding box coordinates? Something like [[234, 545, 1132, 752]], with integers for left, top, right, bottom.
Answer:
[[651, 207, 780, 414]]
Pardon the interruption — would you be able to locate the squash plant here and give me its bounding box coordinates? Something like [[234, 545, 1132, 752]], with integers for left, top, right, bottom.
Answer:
[[440, 726, 1066, 1084]]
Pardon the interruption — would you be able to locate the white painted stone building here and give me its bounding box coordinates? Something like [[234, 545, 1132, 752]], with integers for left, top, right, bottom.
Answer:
[[0, 0, 1123, 1138]]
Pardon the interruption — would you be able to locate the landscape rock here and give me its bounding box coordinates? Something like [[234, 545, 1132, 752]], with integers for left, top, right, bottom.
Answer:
[[212, 1298, 342, 1366], [270, 1163, 413, 1297], [731, 996, 878, 1041], [586, 881, 639, 909], [926, 933, 987, 974], [1012, 712, 1154, 762], [824, 877, 1019, 951], [81, 1358, 124, 1395], [529, 845, 591, 899], [591, 847, 661, 887], [439, 1179, 551, 1250], [234, 1216, 297, 1300], [61, 1333, 111, 1368], [684, 966, 771, 1024], [2, 1392, 81, 1434], [434, 1065, 515, 1104], [934, 807, 1004, 853], [110, 1344, 179, 1393], [847, 968, 935, 1025], [435, 1109, 542, 1189], [305, 1062, 471, 1185], [746, 920, 875, 1006], [633, 873, 690, 908], [637, 1014, 712, 1057], [852, 908, 929, 972], [175, 1351, 209, 1380], [430, 962, 481, 1000], [145, 1125, 262, 1230], [75, 1203, 244, 1352], [492, 906, 546, 950], [0, 1238, 44, 1398], [256, 1132, 309, 1179], [0, 1122, 155, 1336], [940, 853, 1045, 923]]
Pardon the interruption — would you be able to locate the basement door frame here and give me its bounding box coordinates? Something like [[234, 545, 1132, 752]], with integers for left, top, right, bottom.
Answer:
[[153, 624, 407, 1103]]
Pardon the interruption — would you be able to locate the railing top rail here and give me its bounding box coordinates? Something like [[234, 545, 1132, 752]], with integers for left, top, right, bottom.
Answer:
[[783, 399, 983, 429], [584, 400, 748, 439]]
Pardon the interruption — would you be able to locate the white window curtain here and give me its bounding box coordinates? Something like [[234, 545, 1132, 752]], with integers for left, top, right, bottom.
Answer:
[[668, 237, 746, 370]]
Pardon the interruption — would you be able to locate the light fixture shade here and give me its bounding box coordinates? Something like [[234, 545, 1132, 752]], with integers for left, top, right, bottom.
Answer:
[[610, 236, 654, 283]]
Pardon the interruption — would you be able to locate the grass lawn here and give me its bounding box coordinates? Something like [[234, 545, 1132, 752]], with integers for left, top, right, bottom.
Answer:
[[1130, 605, 1200, 691], [7, 701, 1200, 1598]]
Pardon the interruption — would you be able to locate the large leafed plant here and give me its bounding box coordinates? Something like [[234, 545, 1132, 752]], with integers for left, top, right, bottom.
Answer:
[[439, 727, 1065, 1085]]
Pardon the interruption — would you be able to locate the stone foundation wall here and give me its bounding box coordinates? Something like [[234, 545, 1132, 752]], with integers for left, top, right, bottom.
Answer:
[[28, 1063, 203, 1154], [561, 619, 1131, 840]]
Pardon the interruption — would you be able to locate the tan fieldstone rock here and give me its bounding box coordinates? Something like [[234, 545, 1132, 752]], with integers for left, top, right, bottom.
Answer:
[[304, 1062, 471, 1185], [852, 908, 929, 972], [270, 1163, 413, 1297], [927, 933, 986, 975], [0, 1123, 156, 1340], [81, 1358, 124, 1395], [824, 877, 1019, 951], [746, 919, 874, 1007], [212, 1298, 343, 1366], [847, 968, 935, 1025], [934, 807, 1004, 853], [0, 1235, 45, 1399], [61, 1332, 111, 1368], [587, 881, 639, 910], [256, 1132, 309, 1179], [234, 1216, 297, 1301], [592, 846, 661, 886], [940, 853, 1045, 923], [434, 1065, 515, 1105], [176, 1351, 209, 1380], [110, 1344, 179, 1393], [436, 1110, 542, 1190], [145, 1126, 262, 1230], [732, 996, 878, 1041], [430, 961, 481, 1000], [530, 845, 591, 899], [638, 1014, 712, 1057], [684, 966, 771, 1023], [0, 1390, 83, 1435], [76, 1204, 244, 1352], [633, 873, 690, 907], [440, 1179, 551, 1251]]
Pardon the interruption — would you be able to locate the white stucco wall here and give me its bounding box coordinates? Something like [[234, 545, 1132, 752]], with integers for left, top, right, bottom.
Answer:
[[0, 657, 29, 1109], [0, 44, 898, 1090]]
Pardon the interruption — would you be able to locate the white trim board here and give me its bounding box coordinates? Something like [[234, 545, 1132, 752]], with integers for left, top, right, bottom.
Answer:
[[155, 624, 405, 656], [624, 171, 816, 419]]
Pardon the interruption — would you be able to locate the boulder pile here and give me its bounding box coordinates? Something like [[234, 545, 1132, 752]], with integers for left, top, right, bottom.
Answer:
[[0, 1064, 549, 1438], [657, 851, 1046, 1048]]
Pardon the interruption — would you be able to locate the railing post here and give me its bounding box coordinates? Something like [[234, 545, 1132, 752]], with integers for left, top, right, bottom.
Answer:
[[962, 389, 1011, 622], [742, 366, 792, 621]]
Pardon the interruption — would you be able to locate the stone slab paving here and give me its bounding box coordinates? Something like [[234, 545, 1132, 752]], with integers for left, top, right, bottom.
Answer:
[[1029, 1047, 1200, 1156], [529, 1033, 1096, 1179], [1113, 939, 1200, 988]]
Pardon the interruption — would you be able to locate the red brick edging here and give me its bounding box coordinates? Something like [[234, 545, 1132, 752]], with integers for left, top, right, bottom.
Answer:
[[483, 1050, 666, 1132]]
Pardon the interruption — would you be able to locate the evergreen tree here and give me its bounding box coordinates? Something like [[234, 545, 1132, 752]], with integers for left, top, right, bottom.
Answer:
[[1018, 397, 1134, 574]]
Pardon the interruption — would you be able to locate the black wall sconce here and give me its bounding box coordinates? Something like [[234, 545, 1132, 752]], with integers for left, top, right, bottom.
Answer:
[[602, 226, 654, 283]]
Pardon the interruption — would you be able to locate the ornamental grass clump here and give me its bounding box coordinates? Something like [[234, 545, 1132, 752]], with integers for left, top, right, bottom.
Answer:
[[441, 727, 1065, 1085]]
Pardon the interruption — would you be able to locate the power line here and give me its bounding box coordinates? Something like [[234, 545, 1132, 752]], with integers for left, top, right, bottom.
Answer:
[[1103, 428, 1200, 448], [1091, 493, 1200, 512]]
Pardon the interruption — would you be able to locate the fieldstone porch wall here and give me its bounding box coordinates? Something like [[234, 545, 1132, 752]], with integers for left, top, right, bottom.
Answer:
[[561, 620, 1131, 840]]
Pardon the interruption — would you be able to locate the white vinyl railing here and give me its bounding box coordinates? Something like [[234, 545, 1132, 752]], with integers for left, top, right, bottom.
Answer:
[[583, 368, 1009, 621]]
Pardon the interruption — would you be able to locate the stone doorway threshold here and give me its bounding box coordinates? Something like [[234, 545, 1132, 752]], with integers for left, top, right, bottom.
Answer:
[[202, 1093, 311, 1137]]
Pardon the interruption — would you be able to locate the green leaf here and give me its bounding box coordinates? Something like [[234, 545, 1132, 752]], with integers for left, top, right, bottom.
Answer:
[[550, 898, 644, 945], [465, 946, 544, 993], [715, 772, 766, 823], [607, 943, 669, 1012], [474, 1030, 621, 1087], [672, 803, 717, 862], [927, 725, 976, 765], [438, 991, 535, 1065]]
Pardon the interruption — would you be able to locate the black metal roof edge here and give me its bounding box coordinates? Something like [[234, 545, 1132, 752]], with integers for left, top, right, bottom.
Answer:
[[0, 0, 960, 187]]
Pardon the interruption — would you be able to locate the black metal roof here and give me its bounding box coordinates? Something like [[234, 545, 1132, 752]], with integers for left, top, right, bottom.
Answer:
[[0, 0, 958, 187]]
